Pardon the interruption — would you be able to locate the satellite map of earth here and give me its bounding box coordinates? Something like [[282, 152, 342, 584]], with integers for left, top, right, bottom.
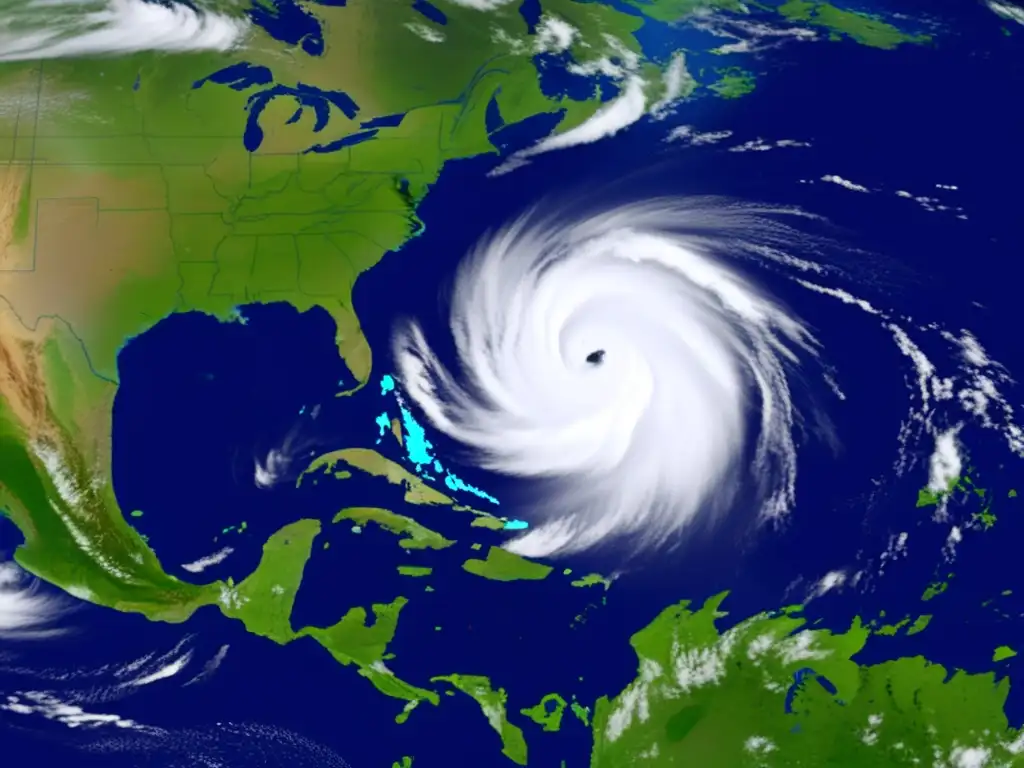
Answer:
[[0, 0, 1022, 766]]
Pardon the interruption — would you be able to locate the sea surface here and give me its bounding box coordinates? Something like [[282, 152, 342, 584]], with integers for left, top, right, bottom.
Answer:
[[2, 3, 1024, 766]]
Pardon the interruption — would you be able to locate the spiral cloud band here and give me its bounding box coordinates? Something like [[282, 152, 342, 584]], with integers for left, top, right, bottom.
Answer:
[[393, 199, 821, 558]]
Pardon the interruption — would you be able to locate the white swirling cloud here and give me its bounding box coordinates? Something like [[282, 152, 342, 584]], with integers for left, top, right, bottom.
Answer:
[[0, 0, 248, 61], [0, 561, 68, 638], [393, 199, 820, 558]]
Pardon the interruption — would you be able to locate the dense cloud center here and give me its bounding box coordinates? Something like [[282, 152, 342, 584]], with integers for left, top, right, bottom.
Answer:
[[393, 200, 817, 558]]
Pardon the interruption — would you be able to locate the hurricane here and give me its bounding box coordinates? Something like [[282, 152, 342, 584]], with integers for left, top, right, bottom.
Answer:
[[392, 198, 837, 558], [0, 0, 249, 61]]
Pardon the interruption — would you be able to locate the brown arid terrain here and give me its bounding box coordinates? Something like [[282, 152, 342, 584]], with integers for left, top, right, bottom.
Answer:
[[0, 164, 30, 269], [0, 302, 49, 438], [0, 165, 178, 379]]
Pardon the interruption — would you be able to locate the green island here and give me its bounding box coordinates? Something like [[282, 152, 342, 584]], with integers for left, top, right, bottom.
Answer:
[[870, 611, 932, 637], [995, 646, 1019, 662], [627, 0, 746, 21], [463, 545, 555, 582], [333, 506, 455, 551], [915, 472, 1014, 535], [923, 577, 953, 601], [911, 472, 1018, 615], [906, 614, 932, 635], [397, 565, 433, 578], [571, 573, 613, 589], [300, 448, 463, 508], [572, 700, 592, 727], [709, 68, 758, 99], [471, 516, 510, 531], [521, 693, 570, 732], [777, 0, 933, 48]]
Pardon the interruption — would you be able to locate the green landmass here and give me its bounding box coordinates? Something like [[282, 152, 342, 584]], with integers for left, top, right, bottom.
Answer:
[[300, 448, 502, 527], [430, 674, 529, 765], [916, 474, 965, 507], [974, 508, 998, 529], [333, 506, 455, 550], [397, 565, 433, 577], [627, 0, 746, 21], [571, 700, 591, 727], [300, 597, 441, 716], [777, 0, 932, 48], [0, 401, 221, 622], [914, 471, 1010, 536], [471, 516, 508, 531], [202, 519, 439, 717], [299, 449, 455, 506], [627, 0, 930, 50], [571, 573, 612, 590], [590, 592, 1024, 765], [874, 616, 910, 636], [907, 615, 932, 635], [709, 68, 757, 99], [521, 693, 569, 732], [995, 646, 1018, 662], [872, 613, 932, 638], [923, 577, 953, 601], [462, 546, 554, 582], [219, 519, 321, 644]]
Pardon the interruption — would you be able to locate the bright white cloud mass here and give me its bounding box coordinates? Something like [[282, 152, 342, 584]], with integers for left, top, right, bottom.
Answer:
[[0, 0, 248, 61], [394, 198, 822, 558]]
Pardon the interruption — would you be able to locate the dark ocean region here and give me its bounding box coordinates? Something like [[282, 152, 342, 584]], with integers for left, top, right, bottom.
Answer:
[[102, 299, 629, 767], [2, 2, 1024, 767]]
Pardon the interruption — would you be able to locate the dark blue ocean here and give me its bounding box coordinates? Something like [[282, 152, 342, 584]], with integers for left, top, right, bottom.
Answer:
[[2, 1, 1023, 766]]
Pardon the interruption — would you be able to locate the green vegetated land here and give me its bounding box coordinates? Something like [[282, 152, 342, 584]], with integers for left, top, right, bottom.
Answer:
[[463, 546, 555, 582], [777, 0, 933, 48], [333, 506, 456, 550], [591, 593, 1024, 766]]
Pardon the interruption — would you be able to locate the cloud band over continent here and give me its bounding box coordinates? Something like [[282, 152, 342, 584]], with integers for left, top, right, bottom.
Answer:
[[0, 0, 248, 61]]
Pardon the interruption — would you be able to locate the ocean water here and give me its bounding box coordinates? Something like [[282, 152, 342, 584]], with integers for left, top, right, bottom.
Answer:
[[2, 2, 1024, 766]]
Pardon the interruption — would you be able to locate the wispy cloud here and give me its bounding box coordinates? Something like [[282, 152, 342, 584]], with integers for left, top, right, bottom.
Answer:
[[490, 75, 648, 176], [181, 547, 233, 574], [0, 0, 248, 62], [987, 0, 1024, 25], [0, 562, 69, 639]]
